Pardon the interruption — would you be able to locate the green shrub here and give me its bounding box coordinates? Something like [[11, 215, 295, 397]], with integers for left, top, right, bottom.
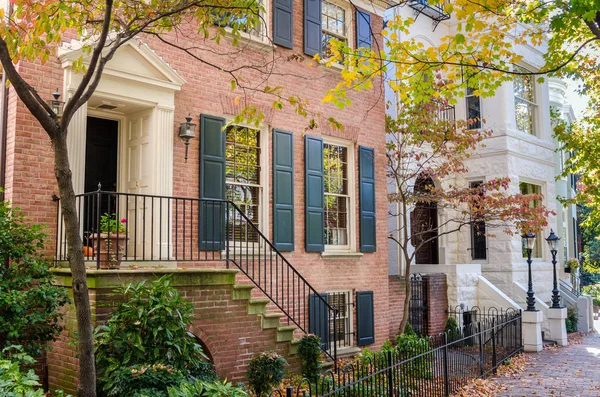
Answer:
[[444, 317, 459, 333], [297, 334, 321, 383], [95, 276, 216, 395], [403, 322, 416, 336], [0, 200, 69, 357], [246, 352, 287, 397], [565, 306, 579, 333], [167, 379, 247, 397], [0, 345, 69, 397], [395, 333, 432, 379], [103, 364, 185, 397]]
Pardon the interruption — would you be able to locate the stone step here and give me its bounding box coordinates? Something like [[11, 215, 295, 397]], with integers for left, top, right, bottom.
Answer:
[[247, 298, 270, 315], [276, 325, 297, 342], [232, 284, 254, 301], [289, 338, 302, 355], [261, 312, 284, 329]]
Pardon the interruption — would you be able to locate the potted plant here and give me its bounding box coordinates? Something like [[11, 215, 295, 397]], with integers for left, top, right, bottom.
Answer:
[[88, 213, 128, 269], [565, 257, 579, 274]]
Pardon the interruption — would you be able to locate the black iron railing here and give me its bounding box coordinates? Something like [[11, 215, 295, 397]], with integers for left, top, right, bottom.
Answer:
[[447, 306, 520, 328], [270, 310, 522, 397], [409, 274, 429, 335], [560, 279, 580, 299], [55, 189, 340, 363]]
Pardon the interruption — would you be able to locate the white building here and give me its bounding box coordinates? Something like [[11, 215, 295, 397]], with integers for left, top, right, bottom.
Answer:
[[385, 2, 589, 334]]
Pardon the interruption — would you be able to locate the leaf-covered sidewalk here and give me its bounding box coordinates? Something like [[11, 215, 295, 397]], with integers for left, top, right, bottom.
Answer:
[[496, 332, 600, 397]]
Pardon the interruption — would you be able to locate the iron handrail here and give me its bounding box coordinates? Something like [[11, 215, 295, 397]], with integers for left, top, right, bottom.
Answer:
[[54, 189, 339, 364], [559, 279, 580, 299]]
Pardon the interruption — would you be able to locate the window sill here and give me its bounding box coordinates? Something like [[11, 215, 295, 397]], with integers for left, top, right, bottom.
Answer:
[[336, 346, 361, 358], [223, 28, 274, 51], [321, 251, 363, 260]]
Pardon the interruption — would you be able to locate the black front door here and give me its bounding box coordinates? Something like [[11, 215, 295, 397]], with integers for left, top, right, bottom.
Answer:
[[83, 117, 119, 239]]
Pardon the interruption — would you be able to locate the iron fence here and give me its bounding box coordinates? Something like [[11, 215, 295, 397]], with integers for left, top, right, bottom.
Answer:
[[270, 310, 522, 397], [54, 188, 342, 364], [409, 274, 429, 335]]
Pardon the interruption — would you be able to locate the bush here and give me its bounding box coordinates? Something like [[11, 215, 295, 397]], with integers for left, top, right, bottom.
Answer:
[[297, 335, 321, 383], [395, 333, 432, 379], [565, 306, 579, 333], [0, 345, 69, 397], [403, 322, 416, 336], [246, 352, 287, 397], [444, 317, 459, 333], [167, 379, 247, 397], [0, 200, 69, 357], [95, 276, 216, 395]]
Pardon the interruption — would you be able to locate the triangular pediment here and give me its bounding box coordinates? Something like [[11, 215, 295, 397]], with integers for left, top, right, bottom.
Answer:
[[59, 39, 186, 90]]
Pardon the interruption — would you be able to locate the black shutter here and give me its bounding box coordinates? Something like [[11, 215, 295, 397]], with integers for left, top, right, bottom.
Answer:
[[304, 0, 322, 56], [356, 291, 375, 346], [199, 115, 226, 251], [356, 9, 372, 49], [305, 135, 324, 252], [359, 146, 376, 252], [309, 293, 330, 349], [273, 129, 295, 251], [274, 0, 294, 48]]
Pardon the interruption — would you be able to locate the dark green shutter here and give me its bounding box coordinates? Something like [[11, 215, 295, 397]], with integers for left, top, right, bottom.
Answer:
[[356, 291, 375, 346], [199, 115, 226, 251], [273, 129, 295, 251], [309, 293, 330, 349], [274, 0, 293, 48], [305, 135, 324, 252], [359, 146, 376, 252], [356, 10, 372, 49], [304, 0, 322, 56]]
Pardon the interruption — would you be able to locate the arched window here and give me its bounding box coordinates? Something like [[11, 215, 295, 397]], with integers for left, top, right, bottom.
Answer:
[[411, 176, 439, 265]]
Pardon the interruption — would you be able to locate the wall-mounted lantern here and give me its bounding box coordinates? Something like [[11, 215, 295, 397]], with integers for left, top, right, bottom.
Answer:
[[179, 114, 196, 162], [48, 89, 64, 119]]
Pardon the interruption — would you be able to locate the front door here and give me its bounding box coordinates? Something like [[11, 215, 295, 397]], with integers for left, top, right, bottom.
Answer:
[[123, 110, 154, 258], [83, 117, 119, 242]]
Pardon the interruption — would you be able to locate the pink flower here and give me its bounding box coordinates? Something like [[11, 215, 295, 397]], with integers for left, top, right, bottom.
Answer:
[[121, 218, 127, 224]]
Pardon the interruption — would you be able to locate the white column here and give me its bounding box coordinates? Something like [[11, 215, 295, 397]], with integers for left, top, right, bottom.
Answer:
[[66, 104, 88, 194], [547, 307, 568, 346], [153, 106, 174, 260], [522, 310, 544, 352]]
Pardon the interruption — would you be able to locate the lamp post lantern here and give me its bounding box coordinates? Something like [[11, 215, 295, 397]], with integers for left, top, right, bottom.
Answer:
[[522, 231, 537, 311], [546, 229, 562, 308]]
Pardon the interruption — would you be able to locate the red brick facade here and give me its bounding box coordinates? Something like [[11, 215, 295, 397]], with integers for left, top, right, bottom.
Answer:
[[0, 1, 438, 391], [424, 273, 448, 336]]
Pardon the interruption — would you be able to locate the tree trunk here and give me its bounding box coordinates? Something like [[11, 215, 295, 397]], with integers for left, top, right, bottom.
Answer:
[[53, 132, 96, 396], [399, 262, 412, 334]]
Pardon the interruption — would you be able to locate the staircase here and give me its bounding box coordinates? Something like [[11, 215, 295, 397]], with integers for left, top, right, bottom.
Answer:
[[55, 190, 339, 364]]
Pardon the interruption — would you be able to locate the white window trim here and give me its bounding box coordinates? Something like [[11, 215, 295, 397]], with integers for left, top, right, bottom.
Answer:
[[465, 87, 482, 130], [513, 65, 538, 136], [320, 0, 355, 67], [224, 119, 270, 248], [322, 136, 357, 254], [222, 1, 273, 49], [518, 179, 545, 259]]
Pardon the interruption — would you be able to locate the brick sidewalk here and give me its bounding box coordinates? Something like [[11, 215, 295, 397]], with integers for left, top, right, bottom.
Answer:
[[496, 333, 600, 396]]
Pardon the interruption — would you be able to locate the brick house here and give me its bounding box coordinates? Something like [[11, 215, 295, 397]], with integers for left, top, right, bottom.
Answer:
[[0, 0, 427, 393]]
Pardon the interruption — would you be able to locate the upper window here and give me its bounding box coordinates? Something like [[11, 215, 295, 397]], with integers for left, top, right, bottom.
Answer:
[[466, 87, 481, 130], [519, 182, 542, 258], [514, 66, 537, 135], [469, 181, 487, 260], [321, 1, 348, 58], [217, 0, 266, 40], [324, 143, 350, 247], [225, 126, 262, 242]]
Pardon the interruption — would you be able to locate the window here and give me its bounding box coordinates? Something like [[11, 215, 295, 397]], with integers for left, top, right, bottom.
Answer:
[[225, 126, 262, 242], [514, 65, 537, 135], [327, 291, 354, 348], [321, 1, 348, 58], [469, 181, 487, 260], [519, 182, 542, 257], [217, 0, 266, 40], [466, 87, 481, 129], [324, 143, 349, 247]]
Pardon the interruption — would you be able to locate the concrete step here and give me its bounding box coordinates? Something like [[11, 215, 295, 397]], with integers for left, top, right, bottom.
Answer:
[[261, 312, 284, 329], [247, 298, 270, 315], [276, 325, 297, 342], [232, 284, 254, 300], [289, 338, 302, 355]]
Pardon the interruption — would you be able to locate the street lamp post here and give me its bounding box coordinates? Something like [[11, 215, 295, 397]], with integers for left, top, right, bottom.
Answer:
[[546, 229, 562, 308], [522, 232, 537, 311]]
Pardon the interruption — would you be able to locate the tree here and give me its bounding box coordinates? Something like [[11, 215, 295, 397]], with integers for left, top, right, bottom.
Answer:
[[387, 99, 553, 333], [0, 1, 296, 395]]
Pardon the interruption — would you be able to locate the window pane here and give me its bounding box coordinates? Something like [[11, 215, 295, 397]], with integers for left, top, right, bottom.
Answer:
[[519, 182, 542, 257], [466, 95, 481, 129], [321, 0, 346, 57], [515, 99, 534, 134], [324, 143, 349, 246]]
